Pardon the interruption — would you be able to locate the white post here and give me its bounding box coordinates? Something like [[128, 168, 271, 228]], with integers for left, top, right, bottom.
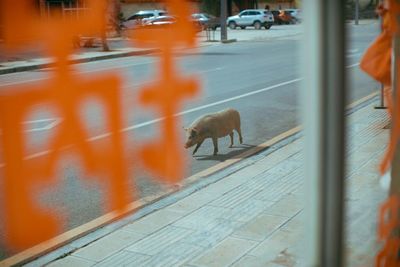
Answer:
[[302, 0, 346, 266]]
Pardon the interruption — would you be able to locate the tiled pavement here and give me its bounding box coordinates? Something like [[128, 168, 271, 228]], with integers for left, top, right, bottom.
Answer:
[[30, 99, 388, 267]]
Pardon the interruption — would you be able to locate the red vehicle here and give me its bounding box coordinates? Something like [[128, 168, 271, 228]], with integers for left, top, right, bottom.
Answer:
[[278, 10, 295, 24]]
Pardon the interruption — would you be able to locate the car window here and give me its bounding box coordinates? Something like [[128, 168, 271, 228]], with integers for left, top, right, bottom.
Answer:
[[159, 12, 168, 16], [240, 11, 249, 16], [127, 15, 139, 21]]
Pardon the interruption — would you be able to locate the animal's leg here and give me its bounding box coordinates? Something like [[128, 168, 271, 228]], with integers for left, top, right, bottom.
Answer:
[[212, 137, 219, 155], [229, 132, 234, 148], [193, 140, 204, 155], [236, 128, 243, 144]]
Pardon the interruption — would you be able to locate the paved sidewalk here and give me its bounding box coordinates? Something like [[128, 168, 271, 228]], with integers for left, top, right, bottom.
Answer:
[[24, 98, 388, 267]]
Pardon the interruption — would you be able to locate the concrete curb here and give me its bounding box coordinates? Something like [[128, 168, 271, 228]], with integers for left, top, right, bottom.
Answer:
[[0, 91, 381, 267], [0, 48, 160, 75]]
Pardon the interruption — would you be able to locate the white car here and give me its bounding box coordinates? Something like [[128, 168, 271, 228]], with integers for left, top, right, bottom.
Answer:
[[227, 9, 274, 30], [285, 9, 302, 23], [122, 10, 168, 29]]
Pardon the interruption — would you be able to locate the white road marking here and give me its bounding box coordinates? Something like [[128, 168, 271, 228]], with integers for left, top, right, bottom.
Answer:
[[23, 118, 62, 133], [346, 53, 362, 58], [347, 49, 359, 53], [346, 62, 360, 68], [0, 63, 361, 166]]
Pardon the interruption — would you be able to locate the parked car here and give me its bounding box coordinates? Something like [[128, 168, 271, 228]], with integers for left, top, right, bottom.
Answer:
[[278, 10, 295, 24], [285, 9, 302, 23], [191, 13, 221, 30], [227, 9, 274, 30], [141, 15, 202, 32], [121, 10, 168, 29], [271, 10, 283, 24]]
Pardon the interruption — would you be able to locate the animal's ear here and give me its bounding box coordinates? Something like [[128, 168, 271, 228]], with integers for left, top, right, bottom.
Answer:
[[183, 127, 189, 132], [191, 128, 198, 136]]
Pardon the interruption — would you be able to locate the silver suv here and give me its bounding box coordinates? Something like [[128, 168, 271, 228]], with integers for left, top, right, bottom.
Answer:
[[122, 10, 168, 29], [227, 9, 274, 30]]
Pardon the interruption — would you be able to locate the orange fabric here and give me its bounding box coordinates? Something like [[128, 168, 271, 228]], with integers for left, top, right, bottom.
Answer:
[[360, 30, 392, 86], [376, 196, 400, 267], [360, 1, 396, 175]]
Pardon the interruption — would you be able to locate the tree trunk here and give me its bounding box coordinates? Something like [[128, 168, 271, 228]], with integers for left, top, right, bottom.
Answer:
[[100, 0, 111, 52]]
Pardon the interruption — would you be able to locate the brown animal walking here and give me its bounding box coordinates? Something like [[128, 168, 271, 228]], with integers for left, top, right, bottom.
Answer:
[[184, 108, 243, 155]]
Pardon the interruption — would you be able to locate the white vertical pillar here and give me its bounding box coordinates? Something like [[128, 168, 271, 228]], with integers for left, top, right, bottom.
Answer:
[[302, 0, 346, 266]]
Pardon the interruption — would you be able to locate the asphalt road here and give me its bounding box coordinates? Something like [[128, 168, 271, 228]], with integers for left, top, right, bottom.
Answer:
[[0, 22, 380, 258]]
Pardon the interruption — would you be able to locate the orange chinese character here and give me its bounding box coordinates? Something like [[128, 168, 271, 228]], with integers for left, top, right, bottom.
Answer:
[[0, 0, 131, 250], [132, 0, 200, 183]]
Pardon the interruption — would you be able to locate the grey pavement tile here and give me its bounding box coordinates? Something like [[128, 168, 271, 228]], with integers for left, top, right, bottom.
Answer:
[[173, 205, 232, 231], [166, 191, 218, 214], [94, 251, 150, 267], [249, 143, 301, 173], [139, 241, 203, 267], [198, 172, 257, 197], [254, 171, 302, 203], [73, 230, 144, 262], [181, 220, 242, 249], [280, 212, 304, 234], [233, 255, 296, 267], [123, 209, 185, 236], [266, 160, 302, 176], [224, 198, 274, 223], [263, 195, 303, 217], [190, 237, 258, 267], [210, 185, 262, 209], [232, 214, 289, 242], [243, 171, 281, 191], [248, 228, 302, 261], [231, 255, 265, 267], [47, 256, 95, 267], [125, 226, 192, 256]]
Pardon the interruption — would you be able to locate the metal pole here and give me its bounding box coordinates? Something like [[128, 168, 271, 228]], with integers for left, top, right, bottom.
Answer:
[[375, 15, 387, 109], [302, 0, 346, 265], [355, 0, 359, 25], [390, 32, 400, 194], [220, 0, 228, 42]]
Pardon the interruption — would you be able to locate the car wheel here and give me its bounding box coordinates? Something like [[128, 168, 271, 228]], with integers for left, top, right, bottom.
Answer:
[[265, 24, 271, 29], [228, 21, 236, 29], [240, 26, 246, 29], [254, 21, 261, 30]]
